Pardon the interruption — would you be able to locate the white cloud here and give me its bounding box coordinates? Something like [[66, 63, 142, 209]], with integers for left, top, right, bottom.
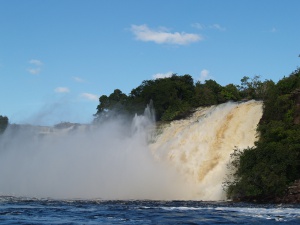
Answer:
[[131, 24, 202, 45], [270, 27, 278, 33], [198, 69, 212, 82], [80, 93, 98, 101], [54, 87, 70, 93], [28, 68, 41, 75], [191, 23, 205, 30], [29, 59, 43, 66], [73, 76, 85, 82], [28, 59, 43, 75], [192, 23, 226, 31], [209, 24, 226, 31], [152, 71, 173, 79]]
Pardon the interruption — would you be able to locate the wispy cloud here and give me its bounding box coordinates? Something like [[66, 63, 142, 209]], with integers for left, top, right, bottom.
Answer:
[[73, 76, 85, 83], [28, 68, 41, 75], [80, 93, 98, 101], [209, 24, 226, 31], [54, 87, 70, 93], [191, 23, 205, 30], [29, 59, 43, 66], [192, 23, 226, 31], [28, 59, 43, 75], [198, 69, 213, 82], [270, 27, 278, 33], [131, 24, 202, 45], [152, 71, 173, 79]]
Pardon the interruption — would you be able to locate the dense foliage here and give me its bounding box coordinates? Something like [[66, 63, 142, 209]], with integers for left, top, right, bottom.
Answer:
[[224, 68, 300, 202], [95, 69, 300, 202], [95, 74, 268, 122], [0, 115, 8, 134]]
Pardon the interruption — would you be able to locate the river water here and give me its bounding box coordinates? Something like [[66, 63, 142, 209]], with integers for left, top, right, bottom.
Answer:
[[1, 102, 299, 224], [1, 197, 299, 224]]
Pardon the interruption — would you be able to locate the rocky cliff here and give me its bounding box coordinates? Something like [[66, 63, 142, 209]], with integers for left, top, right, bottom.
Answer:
[[276, 180, 300, 203]]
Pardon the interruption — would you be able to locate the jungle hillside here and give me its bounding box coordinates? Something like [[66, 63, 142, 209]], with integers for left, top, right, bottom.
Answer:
[[94, 68, 300, 202], [2, 68, 300, 202]]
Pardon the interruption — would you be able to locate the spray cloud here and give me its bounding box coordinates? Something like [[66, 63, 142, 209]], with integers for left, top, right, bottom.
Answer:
[[0, 104, 187, 200], [0, 101, 263, 200]]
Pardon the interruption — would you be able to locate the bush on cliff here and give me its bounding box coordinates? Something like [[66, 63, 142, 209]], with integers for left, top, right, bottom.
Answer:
[[94, 74, 258, 122], [224, 68, 300, 202]]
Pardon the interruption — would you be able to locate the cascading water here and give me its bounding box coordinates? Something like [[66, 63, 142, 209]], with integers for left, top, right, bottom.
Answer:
[[0, 101, 262, 200], [150, 100, 263, 200]]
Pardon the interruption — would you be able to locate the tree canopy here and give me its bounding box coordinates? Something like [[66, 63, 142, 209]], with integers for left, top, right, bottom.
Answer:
[[95, 67, 300, 202], [224, 68, 300, 202], [0, 115, 8, 134], [94, 74, 265, 122], [1, 64, 300, 203]]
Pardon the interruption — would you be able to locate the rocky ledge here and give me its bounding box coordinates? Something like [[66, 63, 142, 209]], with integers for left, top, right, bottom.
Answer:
[[235, 180, 300, 203], [276, 180, 300, 204]]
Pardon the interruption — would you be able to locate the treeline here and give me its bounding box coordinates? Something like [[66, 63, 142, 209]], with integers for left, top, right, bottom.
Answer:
[[95, 74, 270, 122], [95, 69, 300, 202], [2, 68, 299, 202], [0, 115, 8, 134], [224, 68, 300, 202]]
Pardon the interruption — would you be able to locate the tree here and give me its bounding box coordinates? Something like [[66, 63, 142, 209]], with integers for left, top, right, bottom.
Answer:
[[127, 74, 196, 120], [193, 79, 226, 106], [94, 73, 265, 123], [225, 68, 300, 202], [220, 84, 241, 101], [96, 89, 128, 114], [238, 75, 263, 99], [0, 115, 8, 134]]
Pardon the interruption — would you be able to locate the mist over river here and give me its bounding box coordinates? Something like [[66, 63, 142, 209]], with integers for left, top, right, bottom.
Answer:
[[1, 101, 300, 224], [0, 101, 262, 200]]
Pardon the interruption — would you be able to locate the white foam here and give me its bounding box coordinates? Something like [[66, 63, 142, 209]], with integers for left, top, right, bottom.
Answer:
[[150, 101, 263, 200]]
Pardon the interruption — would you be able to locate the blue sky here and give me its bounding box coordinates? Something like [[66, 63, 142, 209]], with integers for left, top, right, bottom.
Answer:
[[1, 0, 299, 125]]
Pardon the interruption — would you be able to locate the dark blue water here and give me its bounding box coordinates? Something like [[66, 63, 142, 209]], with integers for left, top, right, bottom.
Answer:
[[0, 197, 299, 224]]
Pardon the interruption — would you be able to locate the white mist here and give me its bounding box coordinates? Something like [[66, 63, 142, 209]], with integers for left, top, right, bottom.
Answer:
[[0, 104, 186, 200], [150, 100, 263, 200], [0, 101, 263, 200]]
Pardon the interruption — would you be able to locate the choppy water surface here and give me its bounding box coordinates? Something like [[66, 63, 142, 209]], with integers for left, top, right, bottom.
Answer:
[[0, 197, 299, 224]]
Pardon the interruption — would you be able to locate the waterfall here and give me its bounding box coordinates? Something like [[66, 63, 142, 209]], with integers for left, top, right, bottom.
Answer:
[[0, 101, 262, 200], [150, 100, 263, 200]]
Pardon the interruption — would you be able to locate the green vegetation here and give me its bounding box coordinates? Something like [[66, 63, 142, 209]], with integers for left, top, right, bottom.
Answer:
[[94, 74, 261, 122], [0, 115, 8, 134], [224, 68, 300, 202], [1, 66, 299, 202], [95, 68, 300, 202]]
